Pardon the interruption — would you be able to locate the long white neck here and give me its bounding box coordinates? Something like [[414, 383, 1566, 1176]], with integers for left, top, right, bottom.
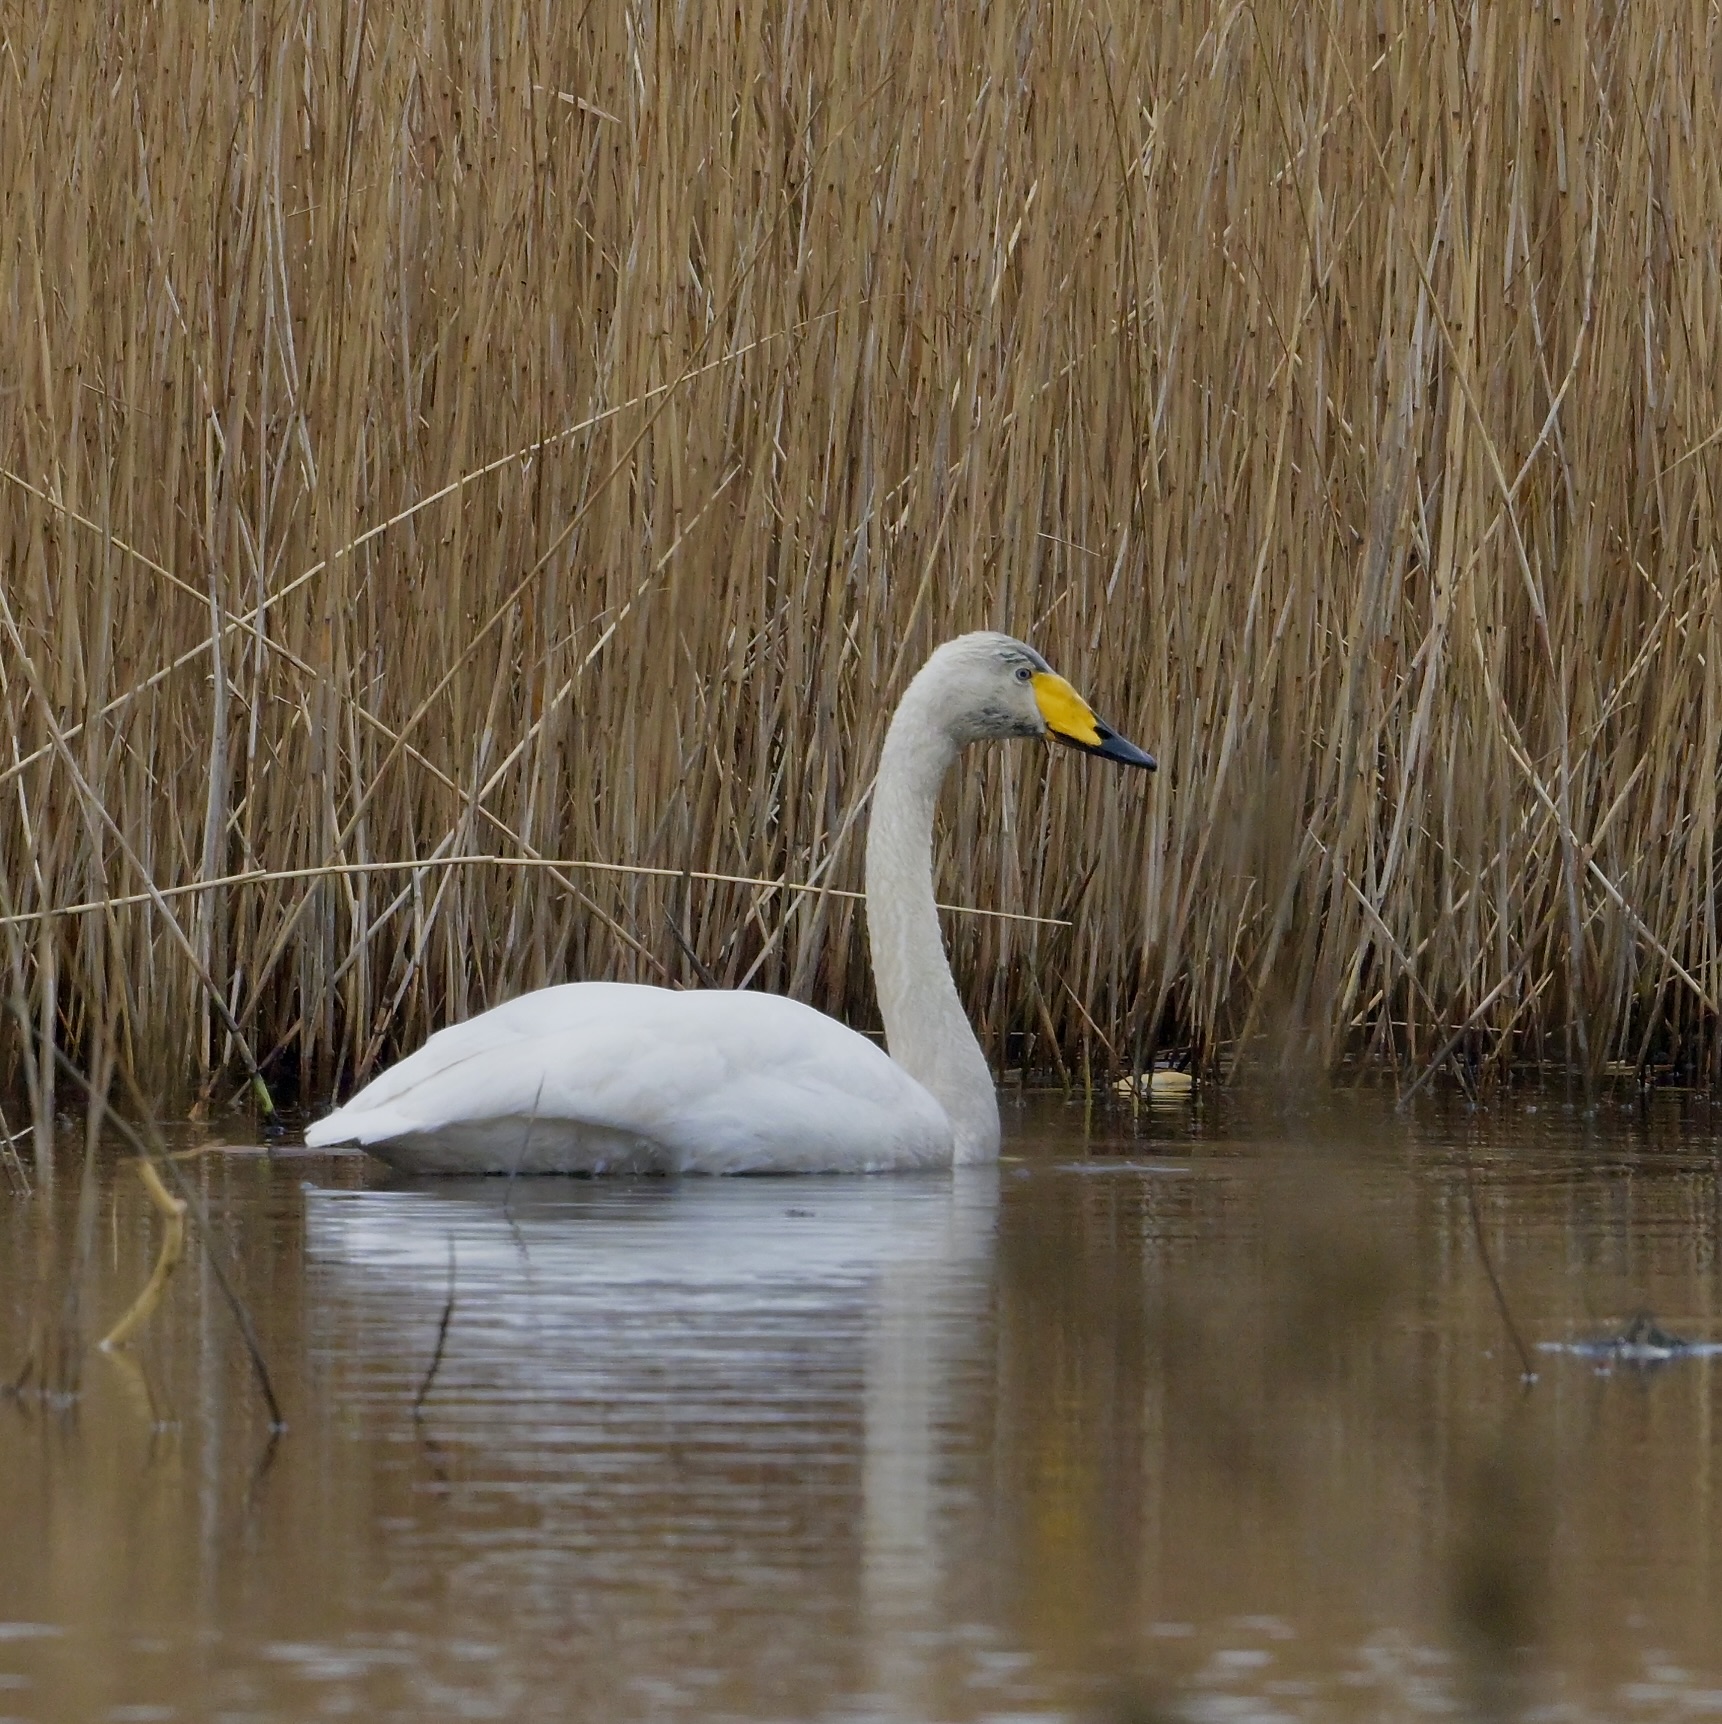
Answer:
[[864, 678, 1000, 1164]]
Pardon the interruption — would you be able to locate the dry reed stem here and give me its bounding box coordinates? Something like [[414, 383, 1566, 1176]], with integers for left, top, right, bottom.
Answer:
[[4, 0, 1722, 1109], [0, 856, 1072, 931]]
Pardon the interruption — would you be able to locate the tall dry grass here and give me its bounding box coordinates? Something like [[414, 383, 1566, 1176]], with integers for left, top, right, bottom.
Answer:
[[3, 0, 1722, 1148]]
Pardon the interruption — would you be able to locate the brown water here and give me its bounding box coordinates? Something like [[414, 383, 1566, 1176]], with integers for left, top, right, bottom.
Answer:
[[5, 1087, 1722, 1723]]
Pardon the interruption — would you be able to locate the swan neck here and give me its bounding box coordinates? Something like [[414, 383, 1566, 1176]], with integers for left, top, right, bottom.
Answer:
[[864, 690, 1000, 1163]]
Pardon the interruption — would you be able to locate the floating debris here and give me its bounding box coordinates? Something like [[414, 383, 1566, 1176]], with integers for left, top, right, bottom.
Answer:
[[1538, 1312, 1722, 1370], [1113, 1069, 1195, 1100]]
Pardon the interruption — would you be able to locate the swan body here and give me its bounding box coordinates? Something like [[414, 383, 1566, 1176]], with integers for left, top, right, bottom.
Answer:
[[303, 982, 951, 1174], [305, 632, 1155, 1173]]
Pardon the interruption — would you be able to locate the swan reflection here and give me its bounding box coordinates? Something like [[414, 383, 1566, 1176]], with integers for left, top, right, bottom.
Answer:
[[303, 1172, 998, 1714]]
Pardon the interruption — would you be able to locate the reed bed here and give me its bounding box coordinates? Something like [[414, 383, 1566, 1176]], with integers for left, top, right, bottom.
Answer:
[[4, 0, 1722, 1151]]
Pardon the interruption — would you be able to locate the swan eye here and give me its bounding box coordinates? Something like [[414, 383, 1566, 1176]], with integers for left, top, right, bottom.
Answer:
[[1014, 665, 1032, 683]]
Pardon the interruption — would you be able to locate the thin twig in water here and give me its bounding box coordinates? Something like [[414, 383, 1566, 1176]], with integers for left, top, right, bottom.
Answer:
[[414, 1238, 457, 1420], [1461, 1148, 1537, 1385]]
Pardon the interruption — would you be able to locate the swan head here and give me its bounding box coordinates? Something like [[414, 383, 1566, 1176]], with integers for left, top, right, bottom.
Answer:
[[915, 632, 1157, 770]]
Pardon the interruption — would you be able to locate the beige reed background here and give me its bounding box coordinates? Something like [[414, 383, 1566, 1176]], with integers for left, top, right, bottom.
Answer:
[[3, 0, 1721, 1125]]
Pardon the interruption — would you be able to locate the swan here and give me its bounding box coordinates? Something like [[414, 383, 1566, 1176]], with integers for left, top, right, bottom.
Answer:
[[304, 632, 1155, 1173]]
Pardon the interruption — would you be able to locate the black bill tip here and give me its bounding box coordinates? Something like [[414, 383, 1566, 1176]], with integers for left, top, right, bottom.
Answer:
[[1053, 720, 1157, 771]]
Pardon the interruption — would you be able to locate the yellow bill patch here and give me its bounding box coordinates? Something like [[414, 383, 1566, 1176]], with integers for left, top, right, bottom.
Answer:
[[1032, 671, 1102, 748]]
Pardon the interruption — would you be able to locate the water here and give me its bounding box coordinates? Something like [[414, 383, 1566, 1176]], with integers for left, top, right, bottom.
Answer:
[[5, 1086, 1722, 1722]]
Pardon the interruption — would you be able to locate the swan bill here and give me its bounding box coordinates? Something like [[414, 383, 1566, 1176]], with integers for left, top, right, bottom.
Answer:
[[1032, 671, 1158, 771]]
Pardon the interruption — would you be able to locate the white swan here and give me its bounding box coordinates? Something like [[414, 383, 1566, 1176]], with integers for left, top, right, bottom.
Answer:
[[304, 632, 1155, 1173]]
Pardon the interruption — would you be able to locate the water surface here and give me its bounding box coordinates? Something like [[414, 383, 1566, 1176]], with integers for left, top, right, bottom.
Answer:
[[4, 1086, 1722, 1721]]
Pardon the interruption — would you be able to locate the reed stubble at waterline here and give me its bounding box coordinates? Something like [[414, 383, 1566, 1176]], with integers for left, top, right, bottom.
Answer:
[[4, 0, 1721, 1128]]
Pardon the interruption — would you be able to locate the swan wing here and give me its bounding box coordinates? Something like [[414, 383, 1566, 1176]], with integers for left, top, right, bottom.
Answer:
[[304, 983, 954, 1174]]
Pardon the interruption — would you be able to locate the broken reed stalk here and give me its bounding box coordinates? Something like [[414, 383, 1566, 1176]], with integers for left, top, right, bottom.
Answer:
[[49, 1050, 286, 1431], [98, 1158, 187, 1351], [5, 0, 1722, 1122]]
